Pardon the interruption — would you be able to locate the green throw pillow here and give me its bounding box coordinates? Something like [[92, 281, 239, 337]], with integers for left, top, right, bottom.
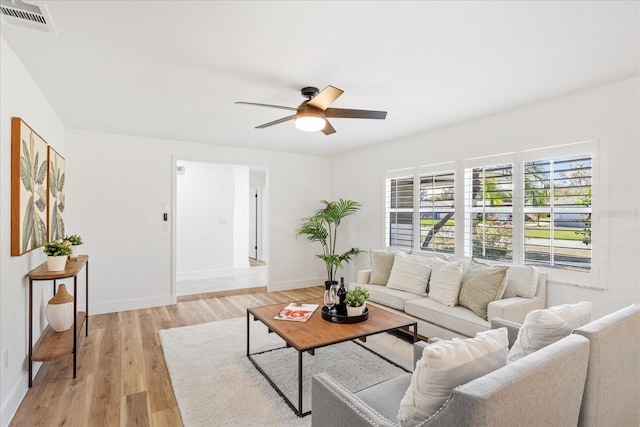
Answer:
[[458, 259, 508, 320]]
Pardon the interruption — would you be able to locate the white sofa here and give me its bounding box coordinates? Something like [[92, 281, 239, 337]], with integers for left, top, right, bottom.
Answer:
[[353, 252, 547, 339]]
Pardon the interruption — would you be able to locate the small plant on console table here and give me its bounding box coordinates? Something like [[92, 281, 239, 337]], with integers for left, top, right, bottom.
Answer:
[[296, 199, 363, 289], [345, 286, 369, 316], [65, 234, 83, 257], [43, 239, 72, 271]]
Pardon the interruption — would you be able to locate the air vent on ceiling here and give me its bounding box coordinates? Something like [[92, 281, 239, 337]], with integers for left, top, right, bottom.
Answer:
[[176, 165, 186, 175], [0, 0, 57, 34]]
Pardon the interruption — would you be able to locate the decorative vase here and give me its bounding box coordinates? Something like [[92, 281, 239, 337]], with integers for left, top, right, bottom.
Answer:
[[70, 244, 83, 258], [46, 255, 68, 272], [45, 284, 74, 332], [347, 302, 366, 317]]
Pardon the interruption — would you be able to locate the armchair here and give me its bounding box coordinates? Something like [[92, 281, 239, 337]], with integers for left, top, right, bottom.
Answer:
[[312, 333, 589, 427]]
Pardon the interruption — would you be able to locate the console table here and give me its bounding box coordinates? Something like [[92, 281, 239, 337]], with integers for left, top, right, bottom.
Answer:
[[27, 255, 89, 387]]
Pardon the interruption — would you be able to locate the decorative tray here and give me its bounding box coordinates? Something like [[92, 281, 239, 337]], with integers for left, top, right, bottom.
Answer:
[[321, 306, 369, 324]]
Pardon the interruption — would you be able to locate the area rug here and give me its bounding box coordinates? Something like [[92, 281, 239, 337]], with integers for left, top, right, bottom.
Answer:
[[159, 317, 413, 427]]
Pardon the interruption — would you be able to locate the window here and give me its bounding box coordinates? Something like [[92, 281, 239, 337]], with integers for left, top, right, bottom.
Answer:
[[523, 155, 592, 271], [385, 174, 414, 250], [419, 171, 455, 253], [464, 163, 513, 261], [385, 141, 599, 286]]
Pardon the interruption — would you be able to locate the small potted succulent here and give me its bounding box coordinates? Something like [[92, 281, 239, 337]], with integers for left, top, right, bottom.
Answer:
[[344, 286, 370, 316], [65, 234, 83, 258], [43, 239, 72, 271]]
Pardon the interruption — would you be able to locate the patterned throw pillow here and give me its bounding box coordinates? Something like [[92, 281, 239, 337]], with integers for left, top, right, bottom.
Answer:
[[508, 301, 592, 363], [427, 260, 463, 307], [386, 252, 432, 296], [397, 328, 509, 427]]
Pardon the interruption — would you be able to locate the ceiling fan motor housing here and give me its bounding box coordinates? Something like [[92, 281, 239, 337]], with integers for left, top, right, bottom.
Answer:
[[300, 86, 319, 99]]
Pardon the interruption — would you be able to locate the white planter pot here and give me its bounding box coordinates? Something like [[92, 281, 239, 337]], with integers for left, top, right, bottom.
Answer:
[[46, 255, 68, 272], [346, 302, 366, 317], [45, 284, 74, 332], [70, 244, 82, 258]]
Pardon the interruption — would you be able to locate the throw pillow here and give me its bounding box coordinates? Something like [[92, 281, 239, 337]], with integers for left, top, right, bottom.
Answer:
[[368, 249, 396, 285], [508, 301, 592, 363], [397, 328, 509, 427], [386, 252, 431, 296], [458, 259, 509, 320], [502, 265, 539, 298], [427, 260, 463, 307]]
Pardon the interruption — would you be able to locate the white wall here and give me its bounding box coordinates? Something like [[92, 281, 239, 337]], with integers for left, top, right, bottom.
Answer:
[[176, 161, 235, 279], [332, 76, 640, 319], [64, 129, 332, 314], [0, 37, 68, 426]]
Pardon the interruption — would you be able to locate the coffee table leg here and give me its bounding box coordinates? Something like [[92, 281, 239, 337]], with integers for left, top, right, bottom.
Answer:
[[298, 350, 303, 416], [246, 310, 250, 357]]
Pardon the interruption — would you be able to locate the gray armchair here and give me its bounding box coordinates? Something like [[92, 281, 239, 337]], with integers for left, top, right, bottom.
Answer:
[[311, 333, 590, 427], [493, 303, 640, 427]]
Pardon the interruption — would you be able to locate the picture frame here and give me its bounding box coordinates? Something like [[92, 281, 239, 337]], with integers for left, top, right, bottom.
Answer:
[[11, 117, 49, 256], [48, 146, 66, 241]]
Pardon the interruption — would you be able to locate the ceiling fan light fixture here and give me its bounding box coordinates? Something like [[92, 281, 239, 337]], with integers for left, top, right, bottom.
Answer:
[[295, 108, 326, 132]]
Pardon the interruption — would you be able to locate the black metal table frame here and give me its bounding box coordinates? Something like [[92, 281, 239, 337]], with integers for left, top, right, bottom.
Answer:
[[246, 310, 417, 417]]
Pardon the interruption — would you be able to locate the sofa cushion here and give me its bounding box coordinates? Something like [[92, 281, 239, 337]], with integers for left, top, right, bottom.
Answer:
[[369, 249, 396, 285], [386, 252, 432, 296], [502, 265, 539, 298], [458, 259, 508, 320], [397, 328, 509, 426], [427, 260, 462, 307], [357, 283, 423, 311], [508, 301, 592, 363], [405, 298, 490, 337]]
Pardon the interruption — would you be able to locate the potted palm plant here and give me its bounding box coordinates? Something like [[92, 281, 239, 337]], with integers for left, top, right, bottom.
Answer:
[[296, 199, 363, 288]]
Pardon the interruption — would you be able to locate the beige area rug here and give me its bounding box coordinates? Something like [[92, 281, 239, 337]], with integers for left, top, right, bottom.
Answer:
[[159, 316, 413, 427]]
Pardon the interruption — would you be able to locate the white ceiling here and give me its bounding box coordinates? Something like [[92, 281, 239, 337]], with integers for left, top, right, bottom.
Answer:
[[1, 1, 638, 156]]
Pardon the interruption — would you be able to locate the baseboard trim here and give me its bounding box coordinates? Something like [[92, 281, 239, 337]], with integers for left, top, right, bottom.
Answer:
[[268, 278, 323, 292], [1, 371, 30, 427]]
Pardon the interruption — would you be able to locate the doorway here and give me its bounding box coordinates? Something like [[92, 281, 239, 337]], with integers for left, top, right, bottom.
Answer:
[[174, 161, 268, 297]]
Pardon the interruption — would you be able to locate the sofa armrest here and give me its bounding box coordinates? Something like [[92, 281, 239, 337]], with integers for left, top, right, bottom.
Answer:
[[311, 373, 396, 427], [491, 318, 522, 348], [356, 270, 371, 284], [487, 296, 545, 325]]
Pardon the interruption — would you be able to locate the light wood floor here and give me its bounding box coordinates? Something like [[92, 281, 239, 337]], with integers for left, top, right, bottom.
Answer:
[[10, 286, 323, 427]]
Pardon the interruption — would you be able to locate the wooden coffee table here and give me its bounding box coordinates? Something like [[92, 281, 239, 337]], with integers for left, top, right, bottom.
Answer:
[[246, 297, 417, 417]]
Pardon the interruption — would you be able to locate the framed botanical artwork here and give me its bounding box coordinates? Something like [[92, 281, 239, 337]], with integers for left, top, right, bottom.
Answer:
[[48, 146, 66, 241], [11, 117, 49, 256]]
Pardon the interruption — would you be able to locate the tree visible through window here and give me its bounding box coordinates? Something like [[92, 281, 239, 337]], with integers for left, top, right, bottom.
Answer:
[[420, 171, 455, 253]]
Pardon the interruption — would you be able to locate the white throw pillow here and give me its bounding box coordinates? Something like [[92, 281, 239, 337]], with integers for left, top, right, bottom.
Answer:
[[397, 328, 509, 427], [386, 252, 431, 296], [508, 301, 592, 363], [368, 249, 396, 285], [427, 261, 463, 307], [502, 265, 539, 298]]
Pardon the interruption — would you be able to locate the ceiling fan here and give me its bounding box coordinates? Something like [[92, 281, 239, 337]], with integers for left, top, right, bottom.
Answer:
[[236, 85, 387, 135]]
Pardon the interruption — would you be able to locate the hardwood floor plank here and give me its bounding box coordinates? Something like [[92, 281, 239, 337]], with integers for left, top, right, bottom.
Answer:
[[126, 391, 151, 427], [10, 286, 323, 426]]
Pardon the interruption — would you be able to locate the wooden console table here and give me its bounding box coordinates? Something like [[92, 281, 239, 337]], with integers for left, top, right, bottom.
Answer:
[[27, 255, 89, 387]]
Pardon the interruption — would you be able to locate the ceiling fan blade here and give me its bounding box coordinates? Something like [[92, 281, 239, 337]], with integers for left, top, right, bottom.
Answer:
[[324, 108, 387, 120], [235, 102, 297, 112], [255, 115, 296, 129], [307, 85, 344, 110], [321, 120, 336, 135]]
